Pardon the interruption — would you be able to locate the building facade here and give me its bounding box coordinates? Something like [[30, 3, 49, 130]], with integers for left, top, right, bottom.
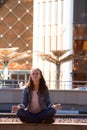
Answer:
[[0, 0, 33, 82], [33, 0, 87, 89], [0, 0, 87, 89], [73, 0, 87, 88]]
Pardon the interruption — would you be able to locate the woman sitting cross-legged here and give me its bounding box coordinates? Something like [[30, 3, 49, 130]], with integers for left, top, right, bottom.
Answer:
[[17, 68, 61, 123]]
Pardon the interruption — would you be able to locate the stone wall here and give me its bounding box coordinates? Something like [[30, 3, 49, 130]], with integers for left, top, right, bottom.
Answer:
[[0, 88, 87, 111]]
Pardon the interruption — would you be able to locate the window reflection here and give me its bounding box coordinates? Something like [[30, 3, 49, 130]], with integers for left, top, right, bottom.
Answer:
[[73, 25, 87, 88]]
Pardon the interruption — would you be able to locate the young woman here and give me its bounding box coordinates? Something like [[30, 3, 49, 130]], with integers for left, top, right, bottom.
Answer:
[[17, 68, 61, 123]]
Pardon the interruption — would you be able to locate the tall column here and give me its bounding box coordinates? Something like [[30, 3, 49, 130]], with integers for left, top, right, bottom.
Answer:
[[57, 0, 63, 50], [33, 1, 45, 71], [33, 0, 58, 89], [43, 1, 51, 88], [3, 61, 9, 80], [59, 0, 74, 89], [50, 0, 58, 89], [33, 1, 51, 86], [33, 0, 39, 67]]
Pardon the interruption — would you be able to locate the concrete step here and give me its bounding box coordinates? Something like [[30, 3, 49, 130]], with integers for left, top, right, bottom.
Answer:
[[0, 122, 87, 130], [0, 112, 87, 130]]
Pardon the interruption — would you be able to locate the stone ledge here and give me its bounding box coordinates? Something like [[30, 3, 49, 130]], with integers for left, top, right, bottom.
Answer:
[[1, 112, 87, 118], [0, 123, 87, 130]]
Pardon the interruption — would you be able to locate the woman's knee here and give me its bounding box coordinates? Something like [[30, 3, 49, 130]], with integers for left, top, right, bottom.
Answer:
[[50, 108, 56, 115], [16, 108, 25, 117]]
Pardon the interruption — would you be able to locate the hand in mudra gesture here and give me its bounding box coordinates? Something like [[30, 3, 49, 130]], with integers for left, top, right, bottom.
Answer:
[[53, 104, 62, 110]]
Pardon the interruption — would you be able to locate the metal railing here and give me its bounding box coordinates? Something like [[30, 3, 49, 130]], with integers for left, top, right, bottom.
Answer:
[[0, 79, 87, 90], [0, 79, 25, 89]]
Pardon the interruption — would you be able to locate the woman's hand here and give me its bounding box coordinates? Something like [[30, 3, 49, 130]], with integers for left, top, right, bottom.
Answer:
[[53, 104, 62, 110], [11, 105, 19, 113], [11, 104, 25, 113]]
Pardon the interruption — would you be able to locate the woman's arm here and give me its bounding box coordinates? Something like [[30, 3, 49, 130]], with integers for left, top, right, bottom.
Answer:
[[45, 90, 62, 110], [21, 87, 28, 108], [14, 88, 28, 112], [45, 90, 53, 107]]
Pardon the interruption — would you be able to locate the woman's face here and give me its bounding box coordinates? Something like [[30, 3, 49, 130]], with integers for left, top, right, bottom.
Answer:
[[31, 69, 41, 82]]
